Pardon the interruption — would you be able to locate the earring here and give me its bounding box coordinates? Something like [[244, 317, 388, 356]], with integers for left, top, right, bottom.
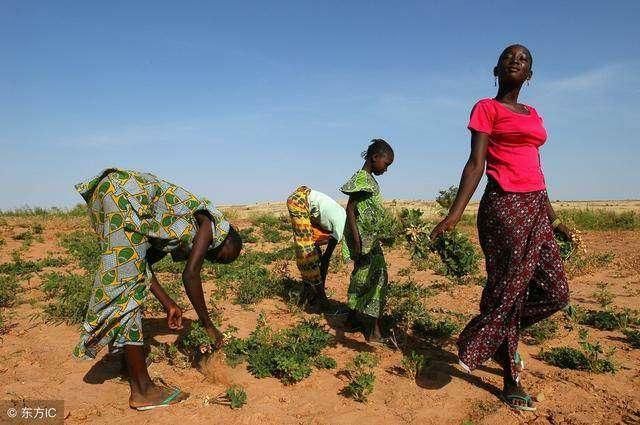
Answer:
[[494, 76, 497, 87]]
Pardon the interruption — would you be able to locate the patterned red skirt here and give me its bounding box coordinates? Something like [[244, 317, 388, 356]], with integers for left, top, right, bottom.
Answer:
[[457, 180, 569, 382]]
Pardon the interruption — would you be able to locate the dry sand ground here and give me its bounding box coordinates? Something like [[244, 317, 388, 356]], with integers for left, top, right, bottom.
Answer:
[[1, 201, 639, 425]]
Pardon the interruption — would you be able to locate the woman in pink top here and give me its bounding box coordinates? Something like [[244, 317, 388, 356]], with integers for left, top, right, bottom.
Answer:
[[431, 44, 572, 411]]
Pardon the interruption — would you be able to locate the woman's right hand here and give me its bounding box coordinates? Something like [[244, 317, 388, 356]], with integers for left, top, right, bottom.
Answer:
[[430, 215, 459, 240], [204, 325, 224, 350]]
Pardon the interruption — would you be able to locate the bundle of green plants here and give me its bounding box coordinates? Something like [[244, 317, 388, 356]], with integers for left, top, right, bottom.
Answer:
[[342, 352, 378, 402], [540, 329, 616, 373], [399, 208, 479, 278], [429, 230, 480, 278], [60, 230, 101, 272], [0, 274, 20, 307], [223, 315, 334, 385], [401, 351, 427, 379], [554, 229, 574, 261], [41, 272, 92, 324], [623, 328, 640, 348], [522, 318, 559, 345]]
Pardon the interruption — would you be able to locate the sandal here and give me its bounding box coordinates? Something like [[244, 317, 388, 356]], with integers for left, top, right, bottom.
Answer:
[[502, 384, 536, 412], [132, 388, 187, 411]]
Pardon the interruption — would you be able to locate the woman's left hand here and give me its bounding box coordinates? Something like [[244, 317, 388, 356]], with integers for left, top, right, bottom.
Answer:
[[555, 223, 574, 243]]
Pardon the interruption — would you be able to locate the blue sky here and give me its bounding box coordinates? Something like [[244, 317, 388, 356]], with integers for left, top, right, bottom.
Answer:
[[1, 1, 638, 209]]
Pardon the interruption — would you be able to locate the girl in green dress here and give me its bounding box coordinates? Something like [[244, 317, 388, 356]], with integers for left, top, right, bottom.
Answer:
[[341, 139, 395, 342], [73, 168, 242, 410]]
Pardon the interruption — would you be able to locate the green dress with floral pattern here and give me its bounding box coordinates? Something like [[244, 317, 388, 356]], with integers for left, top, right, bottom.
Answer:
[[72, 168, 229, 359], [341, 169, 389, 318]]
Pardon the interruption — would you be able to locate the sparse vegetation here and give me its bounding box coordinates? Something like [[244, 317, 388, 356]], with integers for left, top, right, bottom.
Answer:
[[60, 230, 101, 272], [0, 274, 20, 307], [41, 272, 92, 324], [557, 209, 639, 230], [522, 318, 559, 345], [541, 329, 616, 373]]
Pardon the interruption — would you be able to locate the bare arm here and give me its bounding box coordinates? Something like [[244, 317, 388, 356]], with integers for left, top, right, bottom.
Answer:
[[182, 212, 215, 329], [319, 237, 338, 283], [149, 268, 183, 330], [345, 195, 362, 258], [431, 131, 488, 239]]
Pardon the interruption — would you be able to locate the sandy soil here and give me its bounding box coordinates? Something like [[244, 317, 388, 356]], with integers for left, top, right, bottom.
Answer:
[[1, 201, 639, 425]]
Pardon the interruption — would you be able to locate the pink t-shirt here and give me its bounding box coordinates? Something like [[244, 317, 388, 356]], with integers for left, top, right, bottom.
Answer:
[[468, 98, 548, 192]]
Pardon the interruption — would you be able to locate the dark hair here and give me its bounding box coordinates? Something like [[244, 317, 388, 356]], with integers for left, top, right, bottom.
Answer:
[[498, 44, 533, 69], [361, 138, 393, 159]]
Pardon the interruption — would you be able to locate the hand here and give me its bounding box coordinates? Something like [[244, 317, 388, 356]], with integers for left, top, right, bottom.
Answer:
[[166, 302, 183, 330], [555, 223, 573, 244], [204, 326, 224, 350], [430, 215, 459, 240]]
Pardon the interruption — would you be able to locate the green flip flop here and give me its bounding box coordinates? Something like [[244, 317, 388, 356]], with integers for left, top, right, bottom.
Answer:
[[502, 392, 536, 412], [134, 388, 185, 411]]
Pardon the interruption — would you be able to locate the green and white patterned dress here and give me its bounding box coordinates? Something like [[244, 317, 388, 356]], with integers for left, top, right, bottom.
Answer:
[[341, 170, 389, 318], [72, 168, 229, 359]]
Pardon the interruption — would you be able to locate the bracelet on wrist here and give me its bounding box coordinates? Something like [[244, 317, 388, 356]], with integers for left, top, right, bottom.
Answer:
[[551, 218, 562, 229]]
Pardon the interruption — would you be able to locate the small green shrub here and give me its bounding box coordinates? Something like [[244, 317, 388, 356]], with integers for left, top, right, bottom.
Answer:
[[314, 354, 338, 369], [566, 304, 639, 331], [541, 329, 616, 373], [522, 318, 559, 345], [223, 315, 334, 385], [623, 328, 640, 348], [413, 315, 459, 340], [41, 272, 92, 324], [342, 352, 378, 402], [593, 282, 614, 308], [401, 351, 426, 379], [0, 274, 20, 307]]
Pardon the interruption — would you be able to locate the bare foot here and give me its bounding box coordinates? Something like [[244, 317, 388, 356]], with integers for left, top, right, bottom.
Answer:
[[129, 384, 189, 410]]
